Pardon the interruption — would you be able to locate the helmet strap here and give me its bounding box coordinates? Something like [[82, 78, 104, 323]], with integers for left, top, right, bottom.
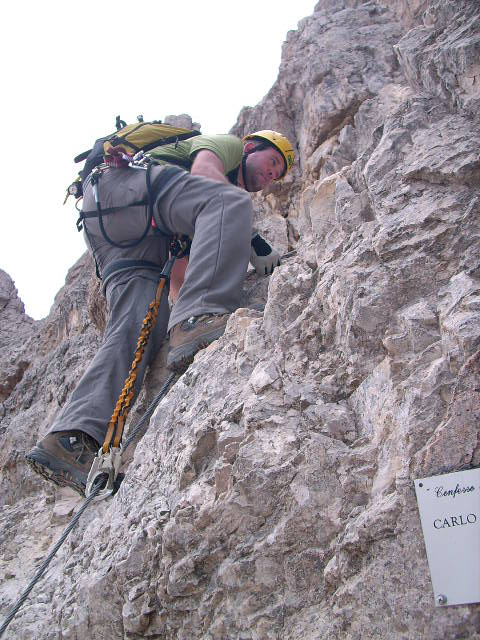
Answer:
[[241, 153, 249, 191]]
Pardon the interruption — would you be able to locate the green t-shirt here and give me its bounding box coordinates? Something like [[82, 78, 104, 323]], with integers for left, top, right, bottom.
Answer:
[[147, 134, 243, 176]]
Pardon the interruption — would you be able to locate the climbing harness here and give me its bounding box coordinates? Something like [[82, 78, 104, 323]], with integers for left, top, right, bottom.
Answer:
[[76, 150, 190, 498], [0, 372, 178, 638]]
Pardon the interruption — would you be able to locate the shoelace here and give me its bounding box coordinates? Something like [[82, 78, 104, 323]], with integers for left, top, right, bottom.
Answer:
[[69, 435, 96, 464], [186, 313, 222, 326]]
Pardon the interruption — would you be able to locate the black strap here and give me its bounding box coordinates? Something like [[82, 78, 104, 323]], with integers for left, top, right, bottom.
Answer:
[[110, 128, 201, 154], [102, 258, 164, 279], [79, 200, 148, 220], [141, 130, 201, 152], [227, 166, 240, 186], [241, 153, 249, 191]]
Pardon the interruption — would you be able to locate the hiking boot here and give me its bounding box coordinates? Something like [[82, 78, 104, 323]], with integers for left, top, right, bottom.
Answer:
[[25, 431, 99, 496], [167, 313, 229, 371]]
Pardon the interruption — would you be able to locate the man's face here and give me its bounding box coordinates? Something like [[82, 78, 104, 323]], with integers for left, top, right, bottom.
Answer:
[[245, 145, 285, 192]]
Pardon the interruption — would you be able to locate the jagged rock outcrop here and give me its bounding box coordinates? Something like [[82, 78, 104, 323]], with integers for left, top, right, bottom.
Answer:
[[0, 271, 33, 404], [1, 1, 480, 638], [164, 114, 202, 132]]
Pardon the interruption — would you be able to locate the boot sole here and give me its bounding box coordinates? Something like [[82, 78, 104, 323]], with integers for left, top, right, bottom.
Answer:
[[25, 447, 89, 497], [167, 325, 226, 372]]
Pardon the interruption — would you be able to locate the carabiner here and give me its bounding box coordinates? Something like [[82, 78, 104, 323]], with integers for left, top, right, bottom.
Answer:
[[85, 447, 122, 500]]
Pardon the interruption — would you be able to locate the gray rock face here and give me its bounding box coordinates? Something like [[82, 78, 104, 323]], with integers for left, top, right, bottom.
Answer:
[[1, 1, 480, 638], [164, 114, 202, 132], [0, 270, 32, 404]]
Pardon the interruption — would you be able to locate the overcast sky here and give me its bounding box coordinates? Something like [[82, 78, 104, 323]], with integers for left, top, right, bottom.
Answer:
[[0, 1, 315, 319]]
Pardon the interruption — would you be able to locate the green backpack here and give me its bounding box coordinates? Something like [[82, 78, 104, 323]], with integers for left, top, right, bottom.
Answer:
[[66, 115, 200, 201]]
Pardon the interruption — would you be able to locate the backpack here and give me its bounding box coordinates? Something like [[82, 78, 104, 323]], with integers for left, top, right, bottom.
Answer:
[[66, 115, 201, 201]]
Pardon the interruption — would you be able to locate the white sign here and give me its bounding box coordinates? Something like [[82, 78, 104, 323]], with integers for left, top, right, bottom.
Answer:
[[415, 468, 480, 606]]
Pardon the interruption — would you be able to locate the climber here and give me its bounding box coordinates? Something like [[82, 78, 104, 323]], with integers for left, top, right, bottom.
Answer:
[[25, 129, 295, 496]]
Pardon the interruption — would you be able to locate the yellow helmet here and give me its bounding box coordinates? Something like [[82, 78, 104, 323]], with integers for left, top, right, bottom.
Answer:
[[242, 130, 295, 178]]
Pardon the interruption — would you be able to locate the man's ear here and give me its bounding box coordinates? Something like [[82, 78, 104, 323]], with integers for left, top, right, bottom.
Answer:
[[243, 141, 257, 154]]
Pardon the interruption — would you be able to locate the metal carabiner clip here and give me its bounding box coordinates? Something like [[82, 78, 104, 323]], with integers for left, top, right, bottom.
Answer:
[[129, 151, 148, 170], [85, 447, 123, 500]]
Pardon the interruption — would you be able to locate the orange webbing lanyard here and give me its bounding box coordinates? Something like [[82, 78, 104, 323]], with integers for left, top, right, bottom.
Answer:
[[101, 274, 168, 454]]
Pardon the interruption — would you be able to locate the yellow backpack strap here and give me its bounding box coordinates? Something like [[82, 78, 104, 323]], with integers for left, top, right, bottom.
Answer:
[[104, 122, 201, 158]]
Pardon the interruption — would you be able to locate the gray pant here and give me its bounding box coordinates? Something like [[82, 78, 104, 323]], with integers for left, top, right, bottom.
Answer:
[[50, 165, 253, 445]]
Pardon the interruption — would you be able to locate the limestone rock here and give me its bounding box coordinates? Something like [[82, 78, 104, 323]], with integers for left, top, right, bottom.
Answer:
[[0, 270, 33, 403], [164, 114, 202, 132], [1, 3, 480, 639], [395, 0, 480, 114]]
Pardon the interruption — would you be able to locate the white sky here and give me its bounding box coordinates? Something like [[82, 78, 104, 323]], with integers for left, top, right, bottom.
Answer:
[[0, 0, 315, 320]]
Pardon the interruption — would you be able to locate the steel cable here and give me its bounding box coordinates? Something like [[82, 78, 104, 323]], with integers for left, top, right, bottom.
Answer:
[[0, 481, 103, 637], [122, 372, 177, 452]]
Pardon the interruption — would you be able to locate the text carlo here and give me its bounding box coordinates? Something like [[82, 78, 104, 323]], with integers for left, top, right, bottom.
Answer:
[[433, 482, 478, 530]]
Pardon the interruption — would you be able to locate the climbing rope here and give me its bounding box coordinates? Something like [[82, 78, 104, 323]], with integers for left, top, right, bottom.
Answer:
[[102, 271, 169, 454]]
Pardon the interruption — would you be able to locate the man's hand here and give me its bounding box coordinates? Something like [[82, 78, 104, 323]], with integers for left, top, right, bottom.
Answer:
[[250, 233, 281, 275]]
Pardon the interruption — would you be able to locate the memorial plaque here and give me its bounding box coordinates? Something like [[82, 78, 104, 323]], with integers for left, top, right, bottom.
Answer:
[[415, 468, 480, 606]]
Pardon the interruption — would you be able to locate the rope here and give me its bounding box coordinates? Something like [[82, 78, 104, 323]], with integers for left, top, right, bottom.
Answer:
[[0, 481, 103, 638], [103, 275, 168, 453]]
